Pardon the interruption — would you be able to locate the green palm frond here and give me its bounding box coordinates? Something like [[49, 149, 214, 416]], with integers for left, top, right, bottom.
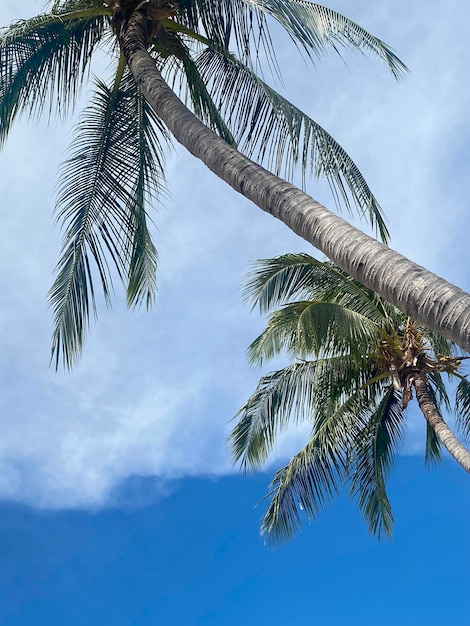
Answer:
[[166, 43, 236, 145], [426, 371, 452, 414], [243, 253, 326, 312], [243, 254, 397, 327], [0, 9, 109, 145], [455, 378, 470, 441], [259, 386, 375, 545], [260, 437, 345, 545], [424, 421, 442, 468], [349, 386, 404, 539], [230, 352, 378, 470], [312, 354, 383, 415], [229, 361, 319, 470], [177, 0, 276, 69], [239, 0, 408, 79], [45, 0, 106, 10], [195, 49, 388, 241], [123, 73, 168, 308], [49, 71, 167, 368], [424, 329, 459, 359], [247, 300, 381, 365]]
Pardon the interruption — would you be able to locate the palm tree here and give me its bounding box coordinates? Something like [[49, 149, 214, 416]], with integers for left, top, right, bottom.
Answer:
[[229, 254, 470, 543], [1, 1, 470, 368]]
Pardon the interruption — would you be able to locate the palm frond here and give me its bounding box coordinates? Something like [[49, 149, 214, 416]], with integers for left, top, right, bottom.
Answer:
[[424, 329, 460, 359], [260, 436, 345, 545], [240, 0, 408, 79], [0, 9, 109, 145], [164, 41, 236, 145], [176, 0, 277, 70], [259, 385, 375, 545], [49, 72, 167, 368], [349, 386, 403, 539], [247, 300, 381, 365], [123, 74, 168, 308], [243, 253, 324, 312], [426, 370, 452, 414], [243, 254, 397, 329], [195, 49, 388, 241], [424, 421, 442, 468], [455, 378, 470, 442], [44, 1, 106, 10], [230, 352, 379, 471], [229, 361, 319, 470]]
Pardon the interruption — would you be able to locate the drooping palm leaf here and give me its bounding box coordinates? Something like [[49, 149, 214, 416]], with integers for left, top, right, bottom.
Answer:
[[260, 437, 345, 545], [424, 421, 442, 468], [426, 370, 452, 414], [455, 377, 470, 441], [424, 328, 459, 359], [242, 254, 394, 321], [239, 0, 408, 79], [50, 70, 167, 368], [259, 386, 376, 544], [230, 361, 320, 470], [195, 49, 389, 241], [230, 352, 379, 470], [121, 73, 168, 308], [349, 386, 403, 539], [176, 0, 277, 70], [163, 41, 236, 145], [247, 300, 381, 365], [0, 9, 108, 145]]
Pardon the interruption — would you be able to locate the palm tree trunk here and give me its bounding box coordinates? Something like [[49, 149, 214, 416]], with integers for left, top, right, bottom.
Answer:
[[120, 11, 470, 353], [413, 375, 470, 472]]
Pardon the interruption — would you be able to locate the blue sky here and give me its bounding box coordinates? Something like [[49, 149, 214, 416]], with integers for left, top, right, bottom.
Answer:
[[1, 461, 469, 625], [0, 0, 469, 622]]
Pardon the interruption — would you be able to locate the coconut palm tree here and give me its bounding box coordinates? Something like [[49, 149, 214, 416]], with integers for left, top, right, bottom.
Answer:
[[229, 253, 470, 542], [2, 1, 470, 368], [0, 0, 405, 368]]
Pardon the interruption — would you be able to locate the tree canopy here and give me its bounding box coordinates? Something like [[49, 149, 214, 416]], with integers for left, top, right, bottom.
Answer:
[[0, 0, 407, 367], [230, 254, 470, 543]]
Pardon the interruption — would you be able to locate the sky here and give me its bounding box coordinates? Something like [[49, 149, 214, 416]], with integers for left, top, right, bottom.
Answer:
[[0, 0, 469, 623]]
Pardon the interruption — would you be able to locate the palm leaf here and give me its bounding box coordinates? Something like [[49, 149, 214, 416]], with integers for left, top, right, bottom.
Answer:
[[243, 254, 397, 329], [260, 437, 345, 545], [50, 72, 167, 368], [349, 386, 404, 539], [0, 9, 108, 145], [259, 385, 375, 545], [239, 0, 408, 79], [247, 300, 381, 365], [230, 352, 378, 470], [229, 361, 319, 470], [162, 40, 236, 145], [122, 73, 168, 308], [424, 329, 460, 360], [176, 0, 277, 69], [424, 421, 442, 468], [195, 49, 389, 241], [455, 377, 470, 441], [426, 370, 452, 414]]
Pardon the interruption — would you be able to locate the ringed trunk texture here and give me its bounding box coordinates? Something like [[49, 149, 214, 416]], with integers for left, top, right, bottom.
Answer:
[[121, 12, 470, 353], [413, 376, 470, 473]]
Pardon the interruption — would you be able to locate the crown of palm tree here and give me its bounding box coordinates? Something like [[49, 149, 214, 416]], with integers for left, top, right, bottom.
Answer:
[[0, 0, 407, 368], [229, 253, 470, 543]]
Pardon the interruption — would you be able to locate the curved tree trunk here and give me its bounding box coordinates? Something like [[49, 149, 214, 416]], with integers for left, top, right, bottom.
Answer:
[[120, 11, 470, 353], [413, 375, 470, 472]]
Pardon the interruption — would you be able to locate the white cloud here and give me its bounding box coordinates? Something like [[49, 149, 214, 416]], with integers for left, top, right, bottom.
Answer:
[[0, 0, 468, 509]]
